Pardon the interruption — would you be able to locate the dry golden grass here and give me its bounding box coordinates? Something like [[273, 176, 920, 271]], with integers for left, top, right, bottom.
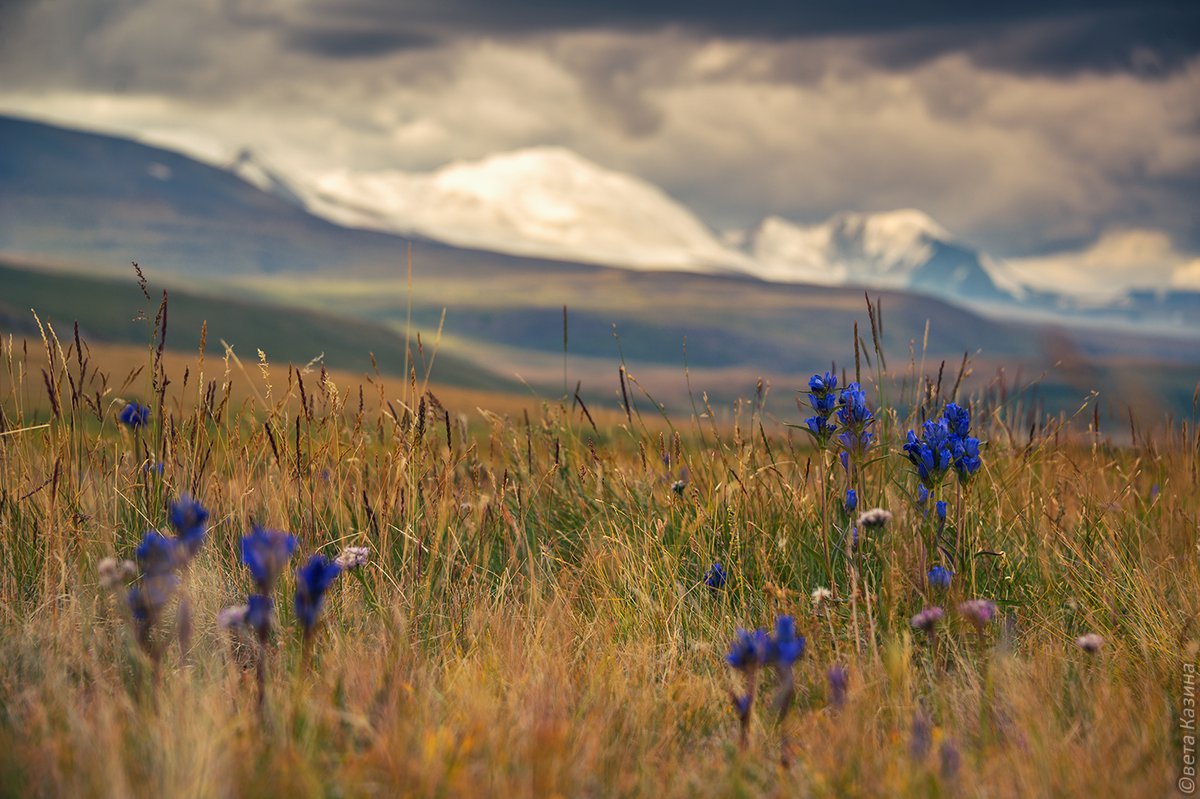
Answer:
[[0, 319, 1196, 798]]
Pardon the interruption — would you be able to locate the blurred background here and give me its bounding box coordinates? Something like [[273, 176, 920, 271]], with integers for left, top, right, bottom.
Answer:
[[1, 0, 1197, 424]]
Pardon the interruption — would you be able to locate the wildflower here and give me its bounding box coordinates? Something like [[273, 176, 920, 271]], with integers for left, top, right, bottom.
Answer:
[[952, 435, 982, 483], [703, 562, 727, 593], [671, 479, 686, 495], [827, 665, 848, 710], [217, 604, 249, 632], [128, 577, 177, 624], [119, 401, 151, 428], [334, 546, 370, 570], [241, 526, 297, 593], [731, 692, 752, 719], [169, 495, 209, 558], [916, 484, 930, 514], [1076, 633, 1104, 653], [835, 383, 874, 471], [808, 371, 838, 395], [857, 507, 893, 529], [294, 554, 341, 633], [909, 709, 932, 761], [803, 371, 841, 446], [958, 599, 998, 631], [726, 628, 769, 671], [903, 418, 955, 487], [936, 500, 948, 527], [812, 586, 833, 608], [98, 557, 137, 591], [911, 606, 944, 633], [245, 594, 275, 639], [136, 531, 179, 576], [843, 488, 858, 515], [766, 616, 805, 665], [943, 402, 971, 438], [939, 740, 961, 780], [927, 565, 952, 590]]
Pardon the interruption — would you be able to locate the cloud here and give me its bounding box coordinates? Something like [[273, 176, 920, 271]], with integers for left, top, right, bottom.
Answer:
[[0, 0, 1195, 263], [1006, 228, 1200, 296]]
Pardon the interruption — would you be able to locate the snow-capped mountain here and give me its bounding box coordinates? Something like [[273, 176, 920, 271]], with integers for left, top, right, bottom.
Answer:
[[291, 147, 754, 273], [744, 210, 1027, 303]]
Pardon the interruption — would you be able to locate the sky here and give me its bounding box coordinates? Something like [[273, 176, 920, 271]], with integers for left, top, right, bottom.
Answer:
[[1, 0, 1198, 289]]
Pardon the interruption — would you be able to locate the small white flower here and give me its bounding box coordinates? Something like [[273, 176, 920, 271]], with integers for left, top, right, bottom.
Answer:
[[1075, 633, 1104, 653], [98, 557, 136, 591], [812, 586, 833, 608], [334, 546, 370, 570], [857, 508, 894, 529], [217, 604, 248, 632]]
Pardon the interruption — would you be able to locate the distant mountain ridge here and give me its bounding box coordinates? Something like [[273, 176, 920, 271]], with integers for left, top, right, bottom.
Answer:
[[1, 113, 1198, 335]]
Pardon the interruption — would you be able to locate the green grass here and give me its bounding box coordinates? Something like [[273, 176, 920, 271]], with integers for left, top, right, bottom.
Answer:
[[0, 310, 1194, 797], [0, 259, 522, 393]]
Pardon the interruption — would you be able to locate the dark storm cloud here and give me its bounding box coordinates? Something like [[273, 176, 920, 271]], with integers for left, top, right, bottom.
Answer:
[[284, 0, 1200, 77], [282, 26, 440, 58]]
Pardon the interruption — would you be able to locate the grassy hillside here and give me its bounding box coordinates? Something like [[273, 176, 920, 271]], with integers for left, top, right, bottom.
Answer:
[[0, 259, 522, 393]]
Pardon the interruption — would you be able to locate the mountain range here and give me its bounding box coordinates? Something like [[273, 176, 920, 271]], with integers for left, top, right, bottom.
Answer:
[[1, 113, 1197, 423]]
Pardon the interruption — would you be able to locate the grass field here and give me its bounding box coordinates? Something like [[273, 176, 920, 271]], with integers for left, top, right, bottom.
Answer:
[[0, 300, 1196, 798]]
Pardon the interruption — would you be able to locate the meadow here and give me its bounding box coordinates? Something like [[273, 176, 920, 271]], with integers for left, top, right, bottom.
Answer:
[[0, 291, 1196, 798]]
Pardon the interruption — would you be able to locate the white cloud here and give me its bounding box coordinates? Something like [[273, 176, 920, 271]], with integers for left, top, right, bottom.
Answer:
[[1007, 228, 1200, 297], [0, 4, 1196, 263]]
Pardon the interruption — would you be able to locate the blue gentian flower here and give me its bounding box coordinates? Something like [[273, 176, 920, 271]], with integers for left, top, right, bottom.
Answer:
[[928, 565, 952, 590], [704, 562, 727, 592], [844, 488, 858, 515], [726, 628, 769, 671], [241, 526, 297, 592], [245, 594, 275, 637], [127, 574, 179, 622], [952, 436, 982, 482], [836, 383, 873, 428], [136, 531, 178, 576], [808, 371, 838, 395], [943, 402, 971, 438], [936, 501, 948, 526], [767, 615, 805, 665], [294, 554, 341, 632], [834, 383, 875, 471], [806, 415, 837, 440], [119, 402, 151, 428], [169, 495, 209, 558]]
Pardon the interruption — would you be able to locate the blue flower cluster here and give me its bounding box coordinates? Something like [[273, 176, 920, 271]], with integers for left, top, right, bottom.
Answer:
[[726, 615, 806, 670], [704, 562, 727, 593], [119, 401, 151, 428], [804, 371, 839, 446], [903, 402, 983, 488], [125, 496, 210, 654], [294, 554, 341, 632], [804, 372, 876, 471]]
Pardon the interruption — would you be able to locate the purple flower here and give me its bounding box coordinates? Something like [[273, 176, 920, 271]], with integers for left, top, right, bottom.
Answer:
[[169, 495, 209, 558], [245, 594, 275, 638], [827, 665, 848, 709], [844, 488, 858, 515], [726, 628, 769, 671], [135, 531, 178, 576], [857, 508, 893, 529], [704, 562, 727, 593], [119, 401, 151, 428], [766, 615, 805, 665], [241, 526, 297, 592], [1076, 633, 1104, 653], [958, 599, 998, 630], [927, 566, 952, 590], [294, 554, 341, 632], [911, 606, 945, 633]]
